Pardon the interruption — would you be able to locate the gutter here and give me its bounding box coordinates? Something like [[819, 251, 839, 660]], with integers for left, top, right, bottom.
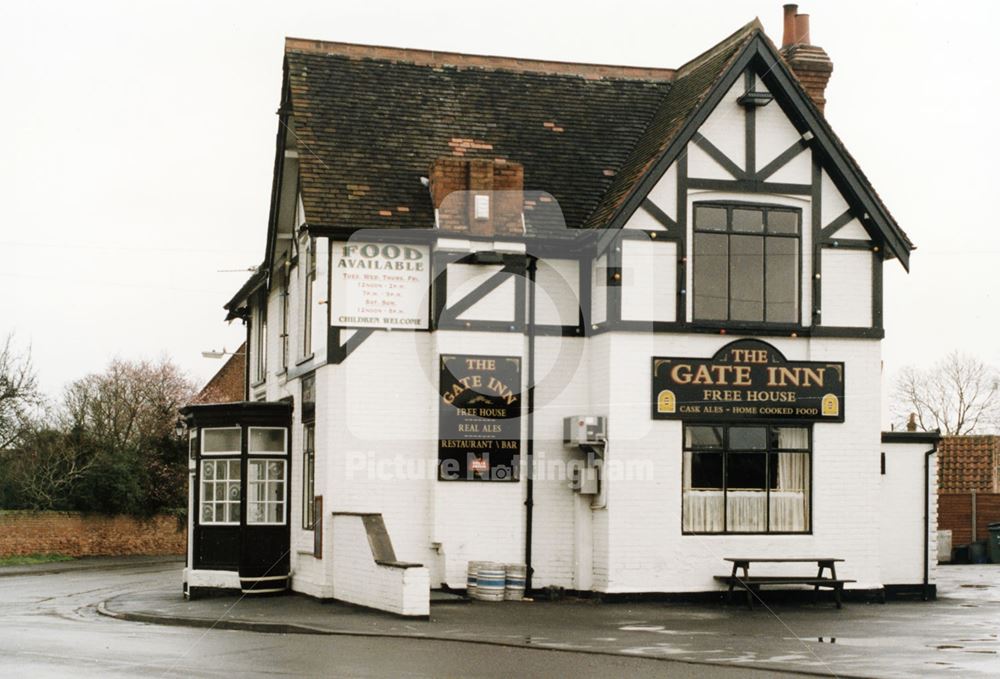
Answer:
[[524, 255, 537, 592]]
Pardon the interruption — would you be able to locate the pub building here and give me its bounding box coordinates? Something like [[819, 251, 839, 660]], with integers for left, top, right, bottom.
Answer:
[[181, 7, 940, 615]]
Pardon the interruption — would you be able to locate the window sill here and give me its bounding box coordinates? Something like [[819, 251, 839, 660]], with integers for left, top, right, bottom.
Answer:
[[296, 354, 315, 367]]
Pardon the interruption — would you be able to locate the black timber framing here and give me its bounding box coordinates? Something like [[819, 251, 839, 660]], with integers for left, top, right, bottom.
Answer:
[[872, 249, 883, 329], [820, 209, 855, 240], [599, 32, 911, 269], [578, 251, 592, 333], [825, 239, 874, 250], [639, 199, 680, 236], [756, 139, 808, 181], [605, 236, 622, 324], [328, 327, 376, 365], [692, 133, 747, 180], [744, 69, 756, 177], [676, 153, 688, 323], [433, 252, 527, 333], [587, 320, 884, 339], [750, 39, 911, 268], [811, 155, 823, 326], [686, 178, 811, 194]]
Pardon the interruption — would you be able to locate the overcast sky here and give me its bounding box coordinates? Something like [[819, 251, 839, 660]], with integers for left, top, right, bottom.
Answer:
[[2, 0, 998, 411]]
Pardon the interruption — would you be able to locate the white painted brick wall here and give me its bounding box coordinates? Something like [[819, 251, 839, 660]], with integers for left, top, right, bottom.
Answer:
[[621, 239, 676, 323], [583, 332, 885, 592], [880, 441, 938, 585], [534, 259, 579, 327], [821, 249, 873, 327], [329, 514, 429, 616], [447, 263, 515, 322], [591, 254, 607, 325]]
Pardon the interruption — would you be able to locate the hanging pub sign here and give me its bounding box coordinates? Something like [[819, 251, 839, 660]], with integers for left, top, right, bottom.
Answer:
[[439, 354, 521, 481], [330, 241, 430, 329], [652, 339, 845, 422]]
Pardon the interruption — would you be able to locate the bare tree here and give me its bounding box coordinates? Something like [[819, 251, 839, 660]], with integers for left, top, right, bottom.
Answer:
[[63, 357, 197, 454], [0, 333, 42, 450], [5, 426, 97, 509], [893, 352, 1000, 435]]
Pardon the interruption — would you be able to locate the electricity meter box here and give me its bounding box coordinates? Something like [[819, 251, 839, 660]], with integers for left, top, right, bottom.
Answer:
[[563, 416, 607, 446]]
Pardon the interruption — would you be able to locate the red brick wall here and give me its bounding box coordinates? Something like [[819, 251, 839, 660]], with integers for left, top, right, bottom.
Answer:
[[0, 511, 186, 558], [429, 157, 524, 236], [939, 493, 1000, 545]]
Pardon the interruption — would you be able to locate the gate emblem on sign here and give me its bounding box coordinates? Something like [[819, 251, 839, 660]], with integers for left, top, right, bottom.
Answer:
[[822, 393, 840, 417], [657, 389, 677, 414]]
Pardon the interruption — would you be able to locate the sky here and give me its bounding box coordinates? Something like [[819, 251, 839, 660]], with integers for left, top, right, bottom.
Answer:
[[2, 0, 998, 409]]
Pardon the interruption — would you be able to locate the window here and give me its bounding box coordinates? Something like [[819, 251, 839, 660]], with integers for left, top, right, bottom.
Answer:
[[693, 204, 800, 324], [249, 427, 286, 455], [200, 459, 241, 525], [201, 427, 241, 456], [682, 424, 810, 533], [302, 236, 316, 358], [248, 459, 286, 524], [254, 291, 268, 383], [302, 423, 315, 530], [280, 263, 290, 370]]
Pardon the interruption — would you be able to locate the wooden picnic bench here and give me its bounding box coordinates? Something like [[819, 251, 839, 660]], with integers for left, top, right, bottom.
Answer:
[[714, 558, 855, 609]]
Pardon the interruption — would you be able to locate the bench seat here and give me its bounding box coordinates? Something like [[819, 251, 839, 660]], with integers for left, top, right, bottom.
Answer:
[[713, 575, 857, 609]]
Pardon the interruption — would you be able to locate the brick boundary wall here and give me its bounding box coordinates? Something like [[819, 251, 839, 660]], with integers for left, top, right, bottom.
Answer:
[[939, 493, 1000, 545], [0, 511, 186, 558]]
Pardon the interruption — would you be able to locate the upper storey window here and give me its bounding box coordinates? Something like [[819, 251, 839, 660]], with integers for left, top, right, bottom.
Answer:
[[692, 204, 800, 325]]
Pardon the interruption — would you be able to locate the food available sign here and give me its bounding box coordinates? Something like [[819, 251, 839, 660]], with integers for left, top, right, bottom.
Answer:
[[652, 339, 844, 422], [330, 242, 430, 329]]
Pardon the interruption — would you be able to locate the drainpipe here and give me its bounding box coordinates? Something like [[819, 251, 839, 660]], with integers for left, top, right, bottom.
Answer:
[[524, 255, 537, 592], [923, 440, 939, 601]]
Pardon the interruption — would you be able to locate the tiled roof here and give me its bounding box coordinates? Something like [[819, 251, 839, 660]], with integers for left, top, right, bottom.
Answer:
[[276, 19, 913, 265], [583, 21, 760, 229], [939, 435, 1000, 493], [191, 343, 246, 405], [284, 39, 684, 232]]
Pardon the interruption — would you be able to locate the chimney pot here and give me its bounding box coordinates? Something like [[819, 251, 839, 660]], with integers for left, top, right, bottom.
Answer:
[[779, 6, 832, 113], [794, 13, 811, 45], [782, 4, 799, 48]]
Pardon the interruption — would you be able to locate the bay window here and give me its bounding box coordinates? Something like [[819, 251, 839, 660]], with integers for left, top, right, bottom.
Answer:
[[248, 426, 288, 525], [200, 459, 241, 525]]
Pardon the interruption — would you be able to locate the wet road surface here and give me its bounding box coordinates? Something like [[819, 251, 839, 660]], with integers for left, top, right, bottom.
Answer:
[[0, 562, 788, 678]]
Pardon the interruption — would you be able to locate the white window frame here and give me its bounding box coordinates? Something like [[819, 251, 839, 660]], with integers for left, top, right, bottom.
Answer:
[[302, 423, 315, 531], [247, 458, 287, 526], [199, 458, 241, 525], [301, 234, 316, 360], [201, 427, 242, 456], [248, 426, 288, 456]]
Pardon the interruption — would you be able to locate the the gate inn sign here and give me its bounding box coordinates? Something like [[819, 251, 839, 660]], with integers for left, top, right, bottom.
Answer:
[[439, 354, 522, 481], [652, 340, 844, 422]]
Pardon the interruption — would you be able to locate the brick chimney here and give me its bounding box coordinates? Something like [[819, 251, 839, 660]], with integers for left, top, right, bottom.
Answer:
[[429, 157, 524, 236], [780, 4, 834, 113]]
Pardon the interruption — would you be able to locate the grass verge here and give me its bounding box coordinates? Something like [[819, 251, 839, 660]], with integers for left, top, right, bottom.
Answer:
[[0, 553, 75, 567]]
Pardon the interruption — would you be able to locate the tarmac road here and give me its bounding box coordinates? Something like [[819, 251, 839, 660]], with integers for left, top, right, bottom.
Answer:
[[0, 560, 790, 678]]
